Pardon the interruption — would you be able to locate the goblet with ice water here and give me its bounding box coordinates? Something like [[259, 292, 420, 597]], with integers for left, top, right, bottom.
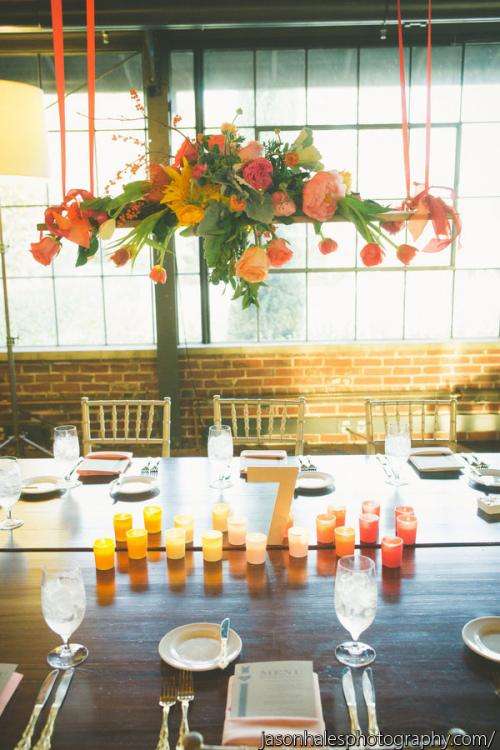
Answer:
[[208, 424, 233, 490], [41, 566, 88, 668], [0, 457, 23, 531], [53, 425, 80, 481], [384, 421, 411, 486], [334, 554, 377, 667]]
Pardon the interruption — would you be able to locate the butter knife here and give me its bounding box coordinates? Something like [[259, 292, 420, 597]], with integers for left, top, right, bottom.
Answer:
[[32, 668, 74, 750], [218, 617, 231, 670], [341, 668, 361, 737], [14, 670, 59, 750], [362, 668, 380, 738]]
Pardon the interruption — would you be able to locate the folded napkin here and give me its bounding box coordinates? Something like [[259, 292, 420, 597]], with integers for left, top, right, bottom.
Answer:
[[409, 453, 462, 474], [409, 446, 453, 456], [0, 667, 22, 717], [77, 451, 132, 478]]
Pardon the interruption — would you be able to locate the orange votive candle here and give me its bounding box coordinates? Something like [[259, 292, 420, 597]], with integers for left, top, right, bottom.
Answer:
[[396, 513, 418, 545], [246, 532, 267, 565], [212, 502, 230, 532], [394, 505, 414, 522], [143, 504, 163, 534], [93, 537, 115, 570], [228, 516, 247, 546], [202, 530, 223, 562], [381, 536, 403, 568], [174, 514, 194, 544], [327, 504, 346, 527], [288, 526, 309, 558], [165, 528, 186, 560], [359, 513, 379, 544], [335, 526, 355, 557], [126, 528, 148, 560], [362, 500, 380, 517], [316, 513, 336, 545], [113, 512, 132, 543]]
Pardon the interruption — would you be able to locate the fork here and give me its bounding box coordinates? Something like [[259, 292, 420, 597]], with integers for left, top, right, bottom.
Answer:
[[141, 458, 152, 475], [176, 670, 194, 750], [150, 458, 161, 476], [156, 674, 178, 750]]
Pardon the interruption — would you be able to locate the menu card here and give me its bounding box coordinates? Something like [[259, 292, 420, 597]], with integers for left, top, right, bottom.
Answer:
[[0, 664, 22, 717], [231, 661, 316, 718]]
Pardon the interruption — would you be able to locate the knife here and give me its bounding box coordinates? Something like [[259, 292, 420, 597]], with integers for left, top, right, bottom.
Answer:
[[32, 668, 74, 750], [341, 668, 361, 737], [14, 670, 59, 750], [362, 668, 380, 738], [218, 618, 231, 670]]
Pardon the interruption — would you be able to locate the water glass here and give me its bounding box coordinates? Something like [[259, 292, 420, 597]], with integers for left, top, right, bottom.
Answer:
[[208, 424, 233, 490], [53, 425, 80, 480], [0, 456, 23, 531], [41, 566, 88, 668], [334, 554, 377, 667], [384, 421, 411, 486]]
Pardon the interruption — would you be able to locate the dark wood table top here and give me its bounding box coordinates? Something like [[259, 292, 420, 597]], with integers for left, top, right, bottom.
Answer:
[[3, 454, 499, 551], [0, 547, 499, 748]]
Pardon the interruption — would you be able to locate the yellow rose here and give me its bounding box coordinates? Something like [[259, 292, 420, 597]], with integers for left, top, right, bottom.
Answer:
[[235, 246, 269, 284], [175, 204, 205, 226], [339, 170, 352, 192]]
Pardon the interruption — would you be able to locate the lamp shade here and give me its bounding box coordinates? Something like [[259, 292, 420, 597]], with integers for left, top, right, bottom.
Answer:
[[0, 80, 49, 179]]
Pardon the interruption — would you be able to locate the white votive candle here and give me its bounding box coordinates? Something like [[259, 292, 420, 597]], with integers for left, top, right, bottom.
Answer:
[[173, 514, 194, 544], [288, 526, 309, 558], [165, 528, 186, 560], [212, 502, 230, 532], [246, 532, 267, 565], [202, 530, 223, 562], [228, 516, 247, 546]]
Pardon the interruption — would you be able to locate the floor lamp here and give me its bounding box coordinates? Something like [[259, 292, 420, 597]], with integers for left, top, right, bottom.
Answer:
[[0, 80, 52, 455]]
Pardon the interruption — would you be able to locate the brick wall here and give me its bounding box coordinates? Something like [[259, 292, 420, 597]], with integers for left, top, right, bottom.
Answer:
[[0, 342, 498, 454]]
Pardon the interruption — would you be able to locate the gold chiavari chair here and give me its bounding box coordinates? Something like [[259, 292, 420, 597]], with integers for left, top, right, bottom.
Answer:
[[213, 395, 306, 456], [81, 397, 171, 457]]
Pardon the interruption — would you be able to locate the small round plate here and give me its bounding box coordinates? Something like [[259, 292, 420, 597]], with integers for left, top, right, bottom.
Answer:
[[110, 474, 159, 498], [159, 622, 242, 671], [462, 616, 500, 663], [295, 471, 334, 496], [21, 475, 65, 498]]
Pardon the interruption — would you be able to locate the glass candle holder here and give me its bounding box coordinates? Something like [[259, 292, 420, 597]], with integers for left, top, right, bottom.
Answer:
[[381, 536, 403, 568], [126, 528, 147, 560], [396, 513, 418, 545], [165, 528, 186, 560], [335, 526, 355, 557], [328, 504, 346, 527], [362, 500, 380, 517], [394, 505, 414, 522], [202, 530, 223, 562], [143, 504, 162, 534], [359, 513, 379, 544], [246, 532, 267, 565], [316, 513, 336, 545], [212, 502, 230, 532], [227, 516, 247, 546], [93, 538, 115, 571], [174, 514, 194, 544], [113, 512, 132, 543], [288, 526, 309, 558]]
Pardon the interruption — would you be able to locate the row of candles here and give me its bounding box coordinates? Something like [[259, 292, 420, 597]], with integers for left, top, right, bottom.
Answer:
[[93, 501, 418, 572]]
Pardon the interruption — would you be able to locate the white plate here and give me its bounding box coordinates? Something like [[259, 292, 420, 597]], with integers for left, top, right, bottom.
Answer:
[[295, 471, 334, 495], [110, 474, 159, 496], [462, 616, 500, 663], [159, 622, 242, 671], [21, 475, 65, 497]]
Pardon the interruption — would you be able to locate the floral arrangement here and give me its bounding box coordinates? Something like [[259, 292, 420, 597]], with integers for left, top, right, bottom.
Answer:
[[31, 108, 460, 308]]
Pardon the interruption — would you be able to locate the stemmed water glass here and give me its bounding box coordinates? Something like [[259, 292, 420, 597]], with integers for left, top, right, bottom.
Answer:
[[208, 424, 233, 490], [384, 421, 411, 486], [334, 554, 377, 668], [0, 456, 23, 530], [53, 425, 80, 484], [41, 566, 88, 668]]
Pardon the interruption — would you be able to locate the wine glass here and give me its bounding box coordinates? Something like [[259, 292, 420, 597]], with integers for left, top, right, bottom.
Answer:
[[0, 457, 23, 531], [334, 554, 377, 667], [53, 425, 80, 483], [41, 566, 88, 668], [208, 425, 233, 490], [384, 421, 411, 486]]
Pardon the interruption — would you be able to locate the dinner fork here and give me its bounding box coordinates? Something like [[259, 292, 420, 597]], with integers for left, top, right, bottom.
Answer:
[[176, 670, 194, 750], [156, 674, 178, 750]]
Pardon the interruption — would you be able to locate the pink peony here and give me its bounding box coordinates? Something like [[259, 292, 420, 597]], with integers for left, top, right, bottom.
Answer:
[[302, 171, 346, 222], [267, 238, 293, 267], [238, 140, 263, 163], [271, 191, 296, 217], [242, 157, 273, 191]]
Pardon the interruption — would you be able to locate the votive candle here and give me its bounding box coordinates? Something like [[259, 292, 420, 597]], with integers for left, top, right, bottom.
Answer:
[[316, 513, 336, 545], [93, 537, 115, 570], [165, 528, 186, 560], [394, 505, 414, 522], [362, 500, 380, 517], [212, 502, 230, 532], [174, 514, 194, 544], [228, 516, 247, 546], [246, 532, 267, 565], [335, 526, 355, 557], [328, 504, 346, 527], [126, 528, 147, 560], [113, 512, 132, 543], [359, 513, 379, 544], [143, 504, 162, 534], [396, 513, 418, 545], [202, 530, 223, 562], [381, 536, 403, 568], [288, 526, 309, 558]]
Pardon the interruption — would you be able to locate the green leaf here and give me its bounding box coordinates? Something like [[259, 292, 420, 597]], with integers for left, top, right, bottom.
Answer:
[[197, 202, 226, 236], [245, 193, 273, 224], [203, 235, 224, 267], [76, 246, 88, 267]]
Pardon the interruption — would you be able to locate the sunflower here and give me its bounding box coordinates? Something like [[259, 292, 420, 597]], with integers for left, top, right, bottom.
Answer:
[[161, 158, 225, 226]]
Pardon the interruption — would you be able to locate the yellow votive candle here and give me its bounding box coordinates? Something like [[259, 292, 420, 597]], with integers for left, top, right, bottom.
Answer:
[[246, 532, 267, 565], [93, 537, 115, 571], [228, 516, 247, 546], [113, 512, 132, 543], [143, 504, 163, 534], [288, 526, 309, 558], [335, 526, 355, 557], [316, 513, 336, 545], [174, 514, 194, 544], [202, 530, 223, 562], [165, 528, 186, 560], [212, 502, 230, 532], [126, 528, 148, 560]]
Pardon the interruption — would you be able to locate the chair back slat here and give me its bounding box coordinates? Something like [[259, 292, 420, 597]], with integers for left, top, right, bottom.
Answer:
[[147, 404, 155, 439], [99, 405, 105, 438], [124, 403, 130, 438], [112, 404, 117, 439]]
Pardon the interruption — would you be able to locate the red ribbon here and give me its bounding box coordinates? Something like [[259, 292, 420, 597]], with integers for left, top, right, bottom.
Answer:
[[50, 0, 66, 197], [425, 0, 432, 191], [86, 0, 96, 195]]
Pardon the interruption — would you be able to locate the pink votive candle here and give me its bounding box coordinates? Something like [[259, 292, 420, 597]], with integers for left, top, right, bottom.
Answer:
[[327, 504, 346, 527], [381, 536, 403, 568], [316, 513, 336, 545], [359, 513, 379, 544], [396, 513, 418, 545], [288, 526, 309, 558], [246, 532, 267, 565], [362, 500, 380, 517], [228, 516, 247, 546], [394, 505, 414, 522]]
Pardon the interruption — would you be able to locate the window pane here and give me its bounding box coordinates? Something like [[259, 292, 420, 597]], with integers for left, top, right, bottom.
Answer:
[[95, 130, 147, 196], [307, 48, 357, 125], [175, 233, 200, 274], [177, 275, 202, 344], [47, 131, 89, 204], [462, 44, 500, 122], [256, 50, 306, 126], [95, 53, 145, 130], [209, 283, 257, 343], [359, 48, 408, 124], [410, 46, 462, 123], [453, 270, 500, 338], [275, 223, 306, 269], [410, 127, 456, 188], [7, 278, 57, 347], [259, 273, 306, 341], [171, 51, 196, 128], [312, 129, 357, 189], [103, 276, 154, 345], [356, 271, 404, 339], [0, 175, 47, 207], [405, 271, 452, 339], [358, 129, 405, 198], [307, 223, 356, 269], [460, 124, 500, 197], [204, 50, 254, 127], [307, 273, 355, 340], [3, 207, 51, 278], [52, 237, 102, 277], [55, 278, 105, 345], [456, 198, 499, 268]]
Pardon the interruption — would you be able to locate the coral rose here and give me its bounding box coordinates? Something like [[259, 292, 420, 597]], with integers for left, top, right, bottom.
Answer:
[[271, 191, 296, 217], [397, 244, 418, 266], [174, 138, 198, 167], [238, 140, 263, 163], [110, 246, 131, 267], [319, 238, 338, 255], [267, 238, 293, 268], [192, 163, 207, 180], [235, 246, 269, 284], [360, 243, 384, 267], [229, 195, 247, 212], [302, 171, 346, 222], [207, 134, 227, 152], [284, 151, 299, 167], [150, 265, 167, 284], [242, 158, 273, 191], [30, 236, 60, 266]]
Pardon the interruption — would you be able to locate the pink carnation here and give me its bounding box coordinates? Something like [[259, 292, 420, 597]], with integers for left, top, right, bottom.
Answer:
[[271, 191, 296, 217], [238, 140, 263, 163], [192, 163, 207, 180], [242, 157, 273, 191], [302, 171, 346, 222]]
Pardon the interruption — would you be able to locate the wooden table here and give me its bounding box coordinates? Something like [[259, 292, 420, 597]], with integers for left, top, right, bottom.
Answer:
[[2, 454, 499, 550]]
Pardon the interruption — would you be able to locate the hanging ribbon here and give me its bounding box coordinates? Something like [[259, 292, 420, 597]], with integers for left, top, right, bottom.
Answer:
[[86, 0, 96, 195], [50, 0, 66, 197], [424, 0, 432, 191], [395, 0, 411, 200]]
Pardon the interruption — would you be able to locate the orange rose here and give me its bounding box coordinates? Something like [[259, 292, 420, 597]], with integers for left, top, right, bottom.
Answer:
[[235, 246, 269, 284], [207, 134, 227, 152], [229, 195, 247, 212], [284, 151, 299, 167], [150, 264, 167, 284]]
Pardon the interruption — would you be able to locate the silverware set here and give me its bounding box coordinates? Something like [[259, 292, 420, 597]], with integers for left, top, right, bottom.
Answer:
[[375, 453, 395, 480], [462, 453, 490, 472], [156, 670, 194, 750], [14, 668, 74, 750], [298, 455, 317, 472], [341, 667, 380, 740], [142, 458, 161, 476]]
